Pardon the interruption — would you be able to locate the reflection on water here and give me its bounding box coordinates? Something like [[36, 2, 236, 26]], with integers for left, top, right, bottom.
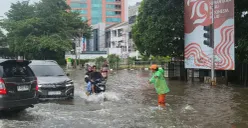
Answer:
[[0, 70, 247, 128]]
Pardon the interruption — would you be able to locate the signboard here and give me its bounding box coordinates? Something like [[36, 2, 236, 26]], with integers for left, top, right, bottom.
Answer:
[[184, 0, 235, 70]]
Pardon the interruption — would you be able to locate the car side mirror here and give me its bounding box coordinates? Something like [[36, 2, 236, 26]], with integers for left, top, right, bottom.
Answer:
[[66, 73, 70, 76]]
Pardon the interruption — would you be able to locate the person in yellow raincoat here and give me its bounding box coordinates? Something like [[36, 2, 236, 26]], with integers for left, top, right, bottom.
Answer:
[[149, 64, 170, 108]]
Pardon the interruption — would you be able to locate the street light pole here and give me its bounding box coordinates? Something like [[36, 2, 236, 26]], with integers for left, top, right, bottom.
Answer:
[[211, 0, 216, 86], [74, 38, 77, 69]]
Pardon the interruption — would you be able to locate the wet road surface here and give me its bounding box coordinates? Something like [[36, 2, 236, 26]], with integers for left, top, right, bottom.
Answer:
[[0, 70, 248, 128]]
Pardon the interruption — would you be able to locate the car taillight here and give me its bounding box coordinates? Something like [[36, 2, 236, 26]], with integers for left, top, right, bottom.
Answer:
[[0, 78, 7, 95], [35, 77, 38, 91]]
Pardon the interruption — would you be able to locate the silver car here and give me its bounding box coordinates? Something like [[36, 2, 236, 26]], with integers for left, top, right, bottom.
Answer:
[[29, 60, 74, 100]]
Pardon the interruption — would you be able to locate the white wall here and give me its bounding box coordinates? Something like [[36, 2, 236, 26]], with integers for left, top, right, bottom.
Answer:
[[108, 48, 122, 55], [65, 54, 108, 59]]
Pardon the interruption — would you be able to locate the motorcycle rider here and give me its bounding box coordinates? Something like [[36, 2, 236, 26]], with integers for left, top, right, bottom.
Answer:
[[85, 66, 93, 96], [89, 65, 103, 94], [101, 60, 109, 80]]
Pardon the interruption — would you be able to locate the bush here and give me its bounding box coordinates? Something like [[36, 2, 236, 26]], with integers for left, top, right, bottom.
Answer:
[[107, 54, 120, 69], [95, 56, 106, 69], [128, 57, 136, 65], [68, 59, 92, 66], [57, 59, 66, 66]]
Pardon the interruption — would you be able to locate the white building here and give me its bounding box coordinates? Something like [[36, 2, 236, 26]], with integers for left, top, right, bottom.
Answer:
[[105, 22, 129, 58], [105, 21, 140, 59], [88, 23, 107, 52]]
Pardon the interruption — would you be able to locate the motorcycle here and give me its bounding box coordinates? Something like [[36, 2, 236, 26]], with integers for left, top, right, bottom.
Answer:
[[93, 79, 106, 93]]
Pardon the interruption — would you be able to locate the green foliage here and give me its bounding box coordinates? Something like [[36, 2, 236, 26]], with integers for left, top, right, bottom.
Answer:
[[132, 0, 184, 57], [107, 54, 120, 69], [151, 56, 171, 62], [0, 30, 7, 47], [1, 0, 91, 60], [95, 56, 106, 69], [69, 59, 91, 66], [234, 0, 248, 63], [127, 57, 136, 65]]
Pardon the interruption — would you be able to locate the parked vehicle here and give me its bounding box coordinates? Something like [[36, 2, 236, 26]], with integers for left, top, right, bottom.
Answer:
[[0, 59, 38, 112], [29, 60, 74, 100]]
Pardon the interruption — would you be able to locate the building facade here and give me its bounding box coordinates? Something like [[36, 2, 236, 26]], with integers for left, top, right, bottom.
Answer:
[[66, 0, 128, 26], [88, 23, 107, 51], [127, 2, 140, 52]]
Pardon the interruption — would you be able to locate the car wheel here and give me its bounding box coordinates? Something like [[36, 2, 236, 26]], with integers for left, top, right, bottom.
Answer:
[[67, 93, 74, 100]]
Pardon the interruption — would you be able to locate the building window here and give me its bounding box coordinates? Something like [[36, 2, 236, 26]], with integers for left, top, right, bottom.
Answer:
[[115, 5, 121, 9], [80, 10, 87, 15], [106, 18, 121, 22], [92, 17, 102, 24], [112, 30, 117, 37], [70, 3, 87, 8], [91, 0, 102, 25], [118, 29, 123, 37], [106, 11, 121, 16], [106, 11, 115, 16], [93, 29, 99, 51], [129, 32, 132, 39], [106, 4, 115, 8]]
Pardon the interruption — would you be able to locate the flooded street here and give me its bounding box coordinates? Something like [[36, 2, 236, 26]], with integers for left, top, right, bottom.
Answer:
[[0, 70, 248, 128]]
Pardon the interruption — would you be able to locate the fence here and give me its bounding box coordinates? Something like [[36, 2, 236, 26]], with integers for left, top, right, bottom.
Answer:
[[118, 60, 187, 80], [81, 59, 248, 86]]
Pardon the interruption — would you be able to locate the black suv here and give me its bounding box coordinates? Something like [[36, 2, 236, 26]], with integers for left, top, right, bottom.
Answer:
[[29, 60, 74, 99], [0, 59, 38, 111]]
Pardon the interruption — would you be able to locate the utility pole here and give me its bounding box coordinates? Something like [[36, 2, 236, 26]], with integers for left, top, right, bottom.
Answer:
[[78, 37, 81, 69], [211, 0, 216, 86], [203, 0, 216, 86], [74, 38, 77, 69]]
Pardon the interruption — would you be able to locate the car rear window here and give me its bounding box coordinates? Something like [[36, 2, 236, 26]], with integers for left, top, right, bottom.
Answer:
[[29, 65, 65, 77], [2, 64, 34, 78]]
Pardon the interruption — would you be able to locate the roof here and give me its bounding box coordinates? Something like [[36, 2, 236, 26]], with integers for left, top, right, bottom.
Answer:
[[105, 22, 129, 30], [0, 59, 31, 65], [29, 60, 58, 66], [105, 23, 119, 29]]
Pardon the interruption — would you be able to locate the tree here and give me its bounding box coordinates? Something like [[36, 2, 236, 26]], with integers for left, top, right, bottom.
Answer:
[[132, 0, 184, 57], [0, 30, 7, 47], [1, 0, 91, 60], [234, 0, 248, 63]]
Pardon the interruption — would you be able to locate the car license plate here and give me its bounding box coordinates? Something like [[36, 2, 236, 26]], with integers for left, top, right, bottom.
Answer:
[[17, 85, 30, 91], [48, 91, 61, 95]]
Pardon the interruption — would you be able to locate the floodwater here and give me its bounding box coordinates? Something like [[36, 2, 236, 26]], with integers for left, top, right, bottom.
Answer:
[[0, 70, 248, 128]]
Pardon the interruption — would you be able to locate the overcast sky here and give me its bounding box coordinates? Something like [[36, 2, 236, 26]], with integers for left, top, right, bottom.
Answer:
[[0, 0, 142, 18]]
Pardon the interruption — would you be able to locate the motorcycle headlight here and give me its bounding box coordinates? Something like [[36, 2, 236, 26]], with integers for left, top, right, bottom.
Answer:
[[38, 84, 42, 88]]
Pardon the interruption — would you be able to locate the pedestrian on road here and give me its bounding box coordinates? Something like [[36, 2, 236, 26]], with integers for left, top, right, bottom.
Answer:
[[66, 57, 72, 69], [149, 64, 170, 109]]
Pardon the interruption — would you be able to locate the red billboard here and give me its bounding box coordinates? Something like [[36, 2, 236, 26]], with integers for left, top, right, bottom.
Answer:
[[184, 0, 235, 70]]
